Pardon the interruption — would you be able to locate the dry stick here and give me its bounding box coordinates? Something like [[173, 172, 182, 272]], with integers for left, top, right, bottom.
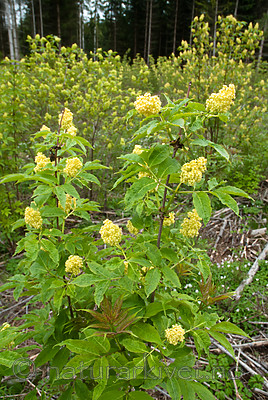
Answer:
[[0, 295, 34, 316], [239, 350, 268, 374], [254, 388, 268, 397], [210, 339, 268, 390], [230, 371, 243, 400], [235, 242, 268, 300]]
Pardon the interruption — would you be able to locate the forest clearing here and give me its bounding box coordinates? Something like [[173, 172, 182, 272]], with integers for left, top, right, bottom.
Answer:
[[0, 2, 268, 399]]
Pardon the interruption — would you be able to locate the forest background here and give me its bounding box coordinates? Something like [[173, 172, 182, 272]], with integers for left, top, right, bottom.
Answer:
[[1, 0, 268, 62]]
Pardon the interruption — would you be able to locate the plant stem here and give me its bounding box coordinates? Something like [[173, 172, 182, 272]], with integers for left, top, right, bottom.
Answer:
[[157, 82, 192, 249]]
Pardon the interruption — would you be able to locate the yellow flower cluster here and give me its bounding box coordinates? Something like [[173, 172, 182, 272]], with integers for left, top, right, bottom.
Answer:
[[163, 212, 175, 226], [138, 171, 150, 179], [59, 108, 73, 130], [124, 261, 129, 274], [65, 255, 83, 275], [165, 324, 185, 345], [127, 220, 139, 235], [134, 92, 161, 117], [60, 194, 76, 214], [40, 125, 51, 132], [34, 152, 51, 172], [180, 157, 207, 186], [206, 84, 236, 113], [99, 219, 122, 246], [66, 125, 77, 137], [25, 207, 43, 229], [180, 209, 202, 238], [63, 157, 83, 177], [132, 145, 143, 155]]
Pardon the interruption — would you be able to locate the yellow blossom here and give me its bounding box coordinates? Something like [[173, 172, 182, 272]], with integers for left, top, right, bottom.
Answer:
[[25, 207, 42, 229], [163, 212, 175, 227], [133, 145, 143, 155], [134, 92, 161, 117], [165, 324, 185, 345], [63, 157, 83, 177], [124, 261, 128, 274], [180, 157, 207, 186], [66, 125, 77, 137], [59, 194, 76, 214], [138, 171, 150, 179], [59, 108, 73, 130], [34, 152, 51, 172], [99, 219, 122, 246], [180, 209, 202, 238], [127, 220, 139, 235], [0, 323, 11, 331], [65, 255, 83, 275], [206, 84, 236, 113], [40, 125, 51, 132]]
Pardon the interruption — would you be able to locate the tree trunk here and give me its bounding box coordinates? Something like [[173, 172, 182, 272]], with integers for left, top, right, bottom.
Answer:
[[78, 1, 82, 48], [212, 0, 218, 57], [10, 0, 19, 59], [147, 0, 152, 65], [189, 0, 195, 46], [38, 0, 43, 37], [144, 0, 149, 60], [56, 0, 61, 39], [172, 0, 178, 53], [94, 0, 98, 56], [257, 10, 268, 69], [5, 0, 15, 59], [31, 0, 36, 37], [234, 0, 239, 18]]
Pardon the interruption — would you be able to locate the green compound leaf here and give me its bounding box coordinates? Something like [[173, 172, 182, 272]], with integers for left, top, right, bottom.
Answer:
[[193, 192, 212, 226], [124, 177, 157, 210]]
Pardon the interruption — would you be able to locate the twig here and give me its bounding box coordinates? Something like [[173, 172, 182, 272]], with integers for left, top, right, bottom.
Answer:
[[235, 242, 268, 300], [0, 295, 34, 316], [26, 379, 42, 396], [254, 388, 268, 397], [232, 340, 268, 348], [240, 350, 268, 374], [230, 370, 243, 400], [210, 339, 268, 390], [155, 386, 171, 398]]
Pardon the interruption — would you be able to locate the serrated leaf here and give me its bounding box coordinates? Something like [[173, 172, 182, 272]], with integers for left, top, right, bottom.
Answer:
[[94, 281, 110, 307], [148, 144, 170, 167], [211, 190, 239, 216], [40, 239, 59, 264], [72, 274, 103, 287], [129, 391, 154, 400], [125, 177, 157, 209], [61, 183, 79, 198], [58, 338, 110, 356], [0, 173, 26, 184], [162, 265, 181, 288], [131, 322, 162, 345], [166, 378, 182, 399], [144, 243, 162, 266], [193, 192, 211, 226], [41, 206, 65, 218], [217, 185, 252, 199], [209, 142, 229, 161], [55, 186, 67, 209], [145, 268, 161, 297], [156, 157, 179, 178], [121, 338, 149, 353], [209, 331, 235, 357], [74, 380, 91, 399], [190, 382, 216, 400], [210, 322, 250, 338]]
